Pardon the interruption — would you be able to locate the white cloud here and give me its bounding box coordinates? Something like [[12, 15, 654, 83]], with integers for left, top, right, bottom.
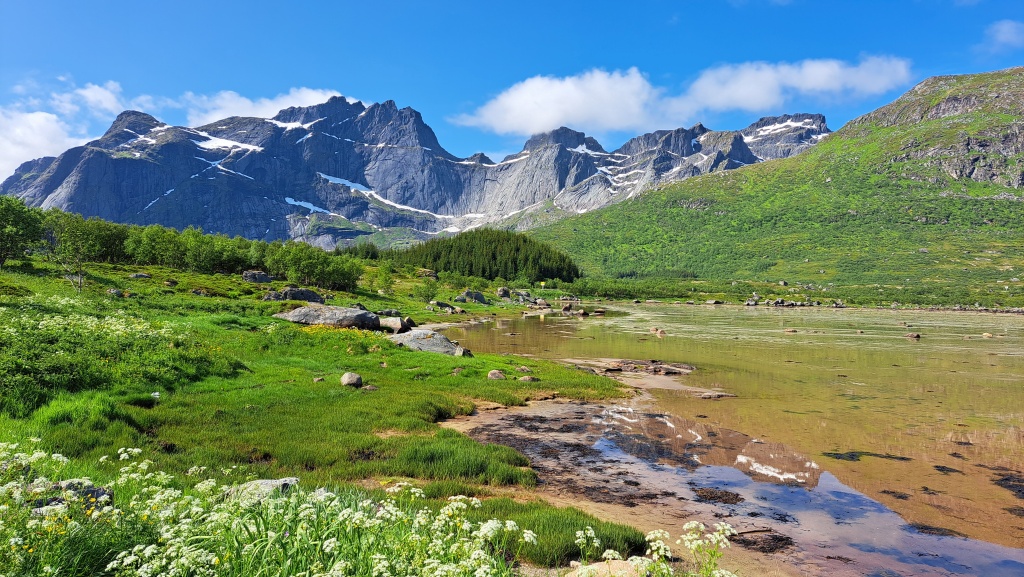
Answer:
[[454, 56, 912, 137], [453, 68, 664, 136], [977, 19, 1024, 53], [0, 108, 89, 181], [182, 87, 345, 126]]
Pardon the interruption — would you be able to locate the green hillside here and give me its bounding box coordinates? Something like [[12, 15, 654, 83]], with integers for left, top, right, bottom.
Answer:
[[532, 68, 1024, 304]]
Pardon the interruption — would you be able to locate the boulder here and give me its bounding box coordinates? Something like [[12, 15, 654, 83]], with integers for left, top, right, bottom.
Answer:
[[487, 370, 505, 380], [273, 305, 380, 330], [350, 302, 368, 311], [379, 316, 411, 334], [228, 478, 300, 501], [263, 287, 324, 303], [389, 330, 473, 356], [242, 270, 272, 283], [904, 332, 922, 339], [462, 290, 488, 304], [341, 372, 363, 387], [107, 288, 123, 297], [164, 279, 178, 287], [378, 308, 401, 317], [518, 376, 539, 382], [403, 317, 417, 328], [496, 286, 511, 298], [128, 273, 151, 279], [516, 366, 532, 373], [535, 298, 550, 307], [454, 294, 468, 303], [362, 385, 379, 391], [705, 299, 723, 305]]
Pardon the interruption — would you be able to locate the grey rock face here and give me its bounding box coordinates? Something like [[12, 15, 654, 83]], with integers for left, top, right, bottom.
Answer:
[[273, 305, 379, 329], [1, 95, 830, 247], [388, 329, 472, 356], [341, 372, 363, 387]]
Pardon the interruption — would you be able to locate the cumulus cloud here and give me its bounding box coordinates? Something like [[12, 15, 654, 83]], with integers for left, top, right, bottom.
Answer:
[[0, 108, 89, 180], [454, 56, 912, 136], [182, 87, 344, 126], [977, 19, 1024, 53], [453, 68, 664, 136]]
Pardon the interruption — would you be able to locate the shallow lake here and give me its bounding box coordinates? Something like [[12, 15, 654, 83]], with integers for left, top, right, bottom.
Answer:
[[443, 304, 1024, 573]]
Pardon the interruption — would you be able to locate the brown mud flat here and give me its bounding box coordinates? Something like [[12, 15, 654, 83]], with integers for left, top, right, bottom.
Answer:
[[442, 397, 812, 577]]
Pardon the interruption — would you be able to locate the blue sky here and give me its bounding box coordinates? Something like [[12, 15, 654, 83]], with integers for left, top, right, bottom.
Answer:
[[1, 0, 1023, 176]]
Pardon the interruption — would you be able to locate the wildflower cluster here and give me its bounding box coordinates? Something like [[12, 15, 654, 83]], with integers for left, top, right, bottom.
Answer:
[[1, 440, 535, 577], [573, 524, 736, 577]]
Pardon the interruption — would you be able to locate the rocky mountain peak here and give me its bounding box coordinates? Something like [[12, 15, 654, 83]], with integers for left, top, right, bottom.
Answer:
[[524, 127, 605, 153], [273, 95, 366, 124], [100, 110, 164, 139], [464, 152, 494, 164]]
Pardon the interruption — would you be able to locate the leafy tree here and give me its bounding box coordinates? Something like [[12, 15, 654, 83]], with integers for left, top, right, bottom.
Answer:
[[368, 260, 396, 295], [44, 211, 102, 292], [0, 197, 43, 270]]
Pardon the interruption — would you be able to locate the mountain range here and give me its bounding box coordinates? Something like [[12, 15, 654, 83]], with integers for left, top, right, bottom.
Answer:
[[0, 96, 828, 248]]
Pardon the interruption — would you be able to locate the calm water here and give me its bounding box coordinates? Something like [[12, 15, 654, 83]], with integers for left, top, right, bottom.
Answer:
[[444, 305, 1024, 556]]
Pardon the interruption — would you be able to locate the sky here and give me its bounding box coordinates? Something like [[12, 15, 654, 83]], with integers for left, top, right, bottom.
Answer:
[[1, 0, 1023, 177]]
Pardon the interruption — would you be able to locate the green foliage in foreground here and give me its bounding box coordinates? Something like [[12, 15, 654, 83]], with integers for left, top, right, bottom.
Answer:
[[343, 229, 581, 283], [0, 441, 739, 575]]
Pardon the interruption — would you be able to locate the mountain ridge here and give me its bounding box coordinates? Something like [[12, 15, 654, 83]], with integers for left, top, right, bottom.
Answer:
[[1, 95, 829, 248]]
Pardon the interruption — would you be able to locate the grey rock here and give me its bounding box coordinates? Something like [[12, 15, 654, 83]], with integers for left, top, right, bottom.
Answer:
[[518, 376, 539, 382], [379, 316, 410, 333], [535, 298, 549, 307], [263, 287, 324, 303], [341, 372, 363, 387], [273, 305, 380, 329], [496, 286, 511, 298], [362, 384, 379, 391], [107, 288, 123, 297], [403, 316, 417, 328], [454, 294, 467, 303], [242, 270, 272, 283], [128, 273, 151, 279], [461, 290, 488, 304], [377, 308, 401, 317], [388, 329, 472, 356], [487, 370, 505, 380], [228, 477, 300, 501]]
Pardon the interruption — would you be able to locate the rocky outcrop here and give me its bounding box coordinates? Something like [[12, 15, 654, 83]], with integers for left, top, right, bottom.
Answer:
[[273, 305, 379, 329], [388, 329, 472, 356]]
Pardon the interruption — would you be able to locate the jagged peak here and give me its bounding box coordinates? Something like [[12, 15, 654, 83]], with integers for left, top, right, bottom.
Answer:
[[523, 127, 605, 153], [741, 113, 830, 135], [463, 152, 494, 164], [101, 110, 164, 138], [273, 95, 366, 124]]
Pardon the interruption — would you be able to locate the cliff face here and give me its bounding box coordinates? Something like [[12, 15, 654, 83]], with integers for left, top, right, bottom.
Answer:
[[1, 94, 829, 246], [841, 67, 1024, 189]]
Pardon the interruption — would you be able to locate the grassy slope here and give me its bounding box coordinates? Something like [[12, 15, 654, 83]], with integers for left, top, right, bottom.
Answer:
[[0, 259, 645, 563], [532, 69, 1024, 305]]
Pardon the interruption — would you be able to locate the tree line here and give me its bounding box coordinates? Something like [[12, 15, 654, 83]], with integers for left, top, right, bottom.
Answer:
[[341, 229, 581, 283], [0, 197, 361, 290]]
